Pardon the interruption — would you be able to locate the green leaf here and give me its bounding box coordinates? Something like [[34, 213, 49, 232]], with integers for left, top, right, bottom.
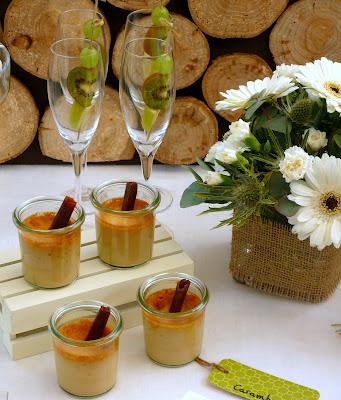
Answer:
[[334, 134, 341, 149], [263, 140, 271, 154], [244, 100, 266, 120], [183, 166, 203, 182], [275, 196, 300, 217], [268, 172, 290, 198], [236, 152, 249, 166], [196, 158, 214, 171], [180, 182, 207, 208], [243, 134, 261, 152], [267, 128, 284, 157]]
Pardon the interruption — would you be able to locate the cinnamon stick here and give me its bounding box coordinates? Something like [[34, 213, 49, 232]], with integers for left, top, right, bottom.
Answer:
[[169, 279, 191, 313], [122, 182, 138, 211], [85, 305, 111, 341], [50, 196, 77, 229]]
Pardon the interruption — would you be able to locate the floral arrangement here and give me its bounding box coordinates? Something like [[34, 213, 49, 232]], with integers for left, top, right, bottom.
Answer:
[[181, 57, 341, 251]]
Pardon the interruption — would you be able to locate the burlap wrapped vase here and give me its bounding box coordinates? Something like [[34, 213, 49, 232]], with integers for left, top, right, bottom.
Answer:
[[229, 217, 341, 303]]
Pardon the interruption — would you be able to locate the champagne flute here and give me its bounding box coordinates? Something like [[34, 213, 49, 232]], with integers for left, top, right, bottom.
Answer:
[[56, 8, 110, 201], [48, 38, 104, 204], [119, 37, 175, 211], [122, 9, 174, 212], [57, 8, 110, 79], [0, 43, 10, 103]]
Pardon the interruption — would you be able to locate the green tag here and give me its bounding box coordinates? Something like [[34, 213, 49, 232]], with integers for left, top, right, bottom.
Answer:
[[208, 359, 319, 400]]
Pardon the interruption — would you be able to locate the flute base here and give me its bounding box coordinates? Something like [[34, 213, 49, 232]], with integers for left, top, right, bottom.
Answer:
[[64, 186, 94, 215], [155, 186, 173, 214]]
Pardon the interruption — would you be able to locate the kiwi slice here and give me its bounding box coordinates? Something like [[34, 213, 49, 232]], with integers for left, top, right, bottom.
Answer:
[[142, 73, 170, 110], [144, 26, 169, 56], [67, 67, 97, 108]]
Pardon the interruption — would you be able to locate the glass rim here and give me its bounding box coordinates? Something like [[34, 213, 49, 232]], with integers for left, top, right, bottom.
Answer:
[[137, 272, 209, 318], [126, 9, 173, 28], [49, 300, 123, 347], [58, 8, 105, 19], [124, 37, 171, 59], [49, 37, 101, 59], [91, 179, 160, 215], [0, 44, 10, 73], [12, 196, 85, 234]]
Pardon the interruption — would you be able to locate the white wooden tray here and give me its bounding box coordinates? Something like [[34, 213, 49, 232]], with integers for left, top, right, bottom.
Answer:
[[0, 223, 194, 360]]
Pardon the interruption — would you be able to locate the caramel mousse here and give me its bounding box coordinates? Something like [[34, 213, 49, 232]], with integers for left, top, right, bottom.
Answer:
[[143, 287, 204, 366], [54, 317, 119, 397], [96, 197, 154, 267], [20, 211, 80, 288]]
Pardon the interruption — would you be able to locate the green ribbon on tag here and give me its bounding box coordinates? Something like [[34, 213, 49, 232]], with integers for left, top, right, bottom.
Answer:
[[208, 359, 319, 400]]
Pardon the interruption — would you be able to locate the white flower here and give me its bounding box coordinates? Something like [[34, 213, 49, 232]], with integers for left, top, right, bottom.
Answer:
[[204, 171, 224, 185], [217, 147, 238, 164], [288, 153, 341, 250], [275, 63, 300, 79], [279, 146, 311, 183], [228, 119, 250, 144], [205, 141, 226, 163], [216, 74, 298, 112], [295, 57, 341, 114], [205, 141, 239, 165], [304, 128, 328, 151]]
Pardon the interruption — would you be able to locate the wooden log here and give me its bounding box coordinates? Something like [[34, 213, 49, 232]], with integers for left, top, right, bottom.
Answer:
[[107, 0, 169, 11], [202, 53, 272, 122], [188, 0, 288, 38], [4, 0, 110, 80], [0, 24, 3, 42], [39, 86, 135, 162], [112, 14, 210, 90], [0, 77, 38, 163], [155, 97, 218, 165], [270, 0, 341, 65]]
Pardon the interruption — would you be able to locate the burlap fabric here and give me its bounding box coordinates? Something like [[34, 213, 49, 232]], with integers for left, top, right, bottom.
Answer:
[[229, 217, 341, 303]]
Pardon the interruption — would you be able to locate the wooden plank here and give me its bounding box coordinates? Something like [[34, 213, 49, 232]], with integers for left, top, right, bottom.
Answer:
[[2, 301, 142, 360], [0, 240, 182, 299], [0, 226, 171, 284], [2, 252, 194, 334]]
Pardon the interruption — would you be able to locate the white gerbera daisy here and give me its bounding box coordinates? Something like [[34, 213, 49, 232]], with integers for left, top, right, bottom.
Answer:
[[288, 153, 341, 250], [216, 75, 298, 112], [295, 57, 341, 114]]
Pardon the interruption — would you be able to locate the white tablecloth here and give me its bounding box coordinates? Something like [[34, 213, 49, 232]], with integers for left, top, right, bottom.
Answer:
[[0, 164, 340, 400]]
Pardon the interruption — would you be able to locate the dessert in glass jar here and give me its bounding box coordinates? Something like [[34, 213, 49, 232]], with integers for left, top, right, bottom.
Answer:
[[49, 300, 122, 397], [137, 272, 209, 366], [91, 180, 160, 267], [13, 196, 84, 289]]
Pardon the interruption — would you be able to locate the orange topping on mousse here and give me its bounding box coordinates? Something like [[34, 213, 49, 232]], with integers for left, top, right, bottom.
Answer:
[[102, 197, 149, 211], [23, 212, 73, 230], [146, 289, 201, 313], [59, 319, 112, 341]]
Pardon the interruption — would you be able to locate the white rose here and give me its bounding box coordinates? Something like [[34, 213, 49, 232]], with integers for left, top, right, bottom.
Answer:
[[204, 171, 224, 185], [205, 141, 226, 163], [304, 128, 328, 151], [279, 146, 311, 183], [229, 119, 250, 138], [205, 141, 238, 164], [216, 148, 238, 164]]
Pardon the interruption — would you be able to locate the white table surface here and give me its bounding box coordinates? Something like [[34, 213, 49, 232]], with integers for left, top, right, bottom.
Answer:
[[0, 164, 340, 400]]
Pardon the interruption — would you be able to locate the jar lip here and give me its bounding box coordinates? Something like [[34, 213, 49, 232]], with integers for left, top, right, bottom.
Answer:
[[137, 272, 209, 318], [90, 179, 160, 215], [48, 300, 123, 347], [12, 196, 85, 234]]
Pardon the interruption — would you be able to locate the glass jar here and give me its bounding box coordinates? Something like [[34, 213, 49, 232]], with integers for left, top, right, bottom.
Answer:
[[91, 180, 160, 267], [13, 196, 84, 289], [137, 272, 209, 367], [49, 300, 123, 397]]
